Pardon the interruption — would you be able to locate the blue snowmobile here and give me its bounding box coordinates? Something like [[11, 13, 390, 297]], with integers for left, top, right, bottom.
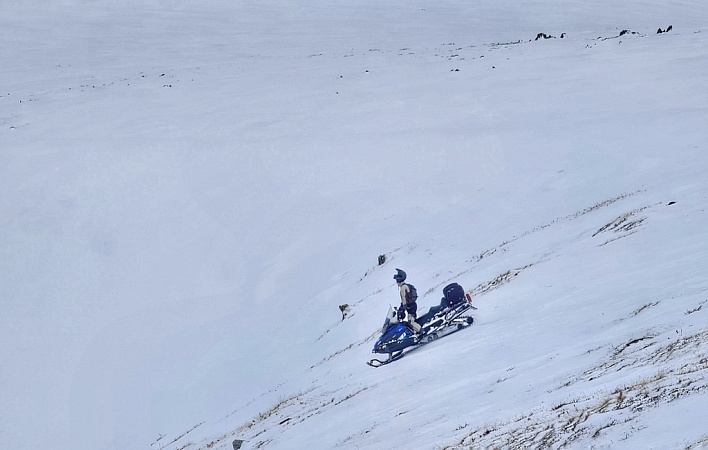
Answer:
[[367, 283, 476, 367]]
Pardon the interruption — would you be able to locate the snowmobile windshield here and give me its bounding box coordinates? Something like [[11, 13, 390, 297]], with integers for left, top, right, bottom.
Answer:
[[381, 305, 398, 333]]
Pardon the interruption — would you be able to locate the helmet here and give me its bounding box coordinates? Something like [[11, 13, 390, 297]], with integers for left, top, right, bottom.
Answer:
[[393, 268, 407, 283]]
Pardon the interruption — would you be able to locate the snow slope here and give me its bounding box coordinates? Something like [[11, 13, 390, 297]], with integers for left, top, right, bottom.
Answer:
[[2, 1, 708, 449]]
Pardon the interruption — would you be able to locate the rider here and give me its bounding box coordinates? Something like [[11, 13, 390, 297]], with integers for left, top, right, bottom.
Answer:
[[394, 268, 421, 333]]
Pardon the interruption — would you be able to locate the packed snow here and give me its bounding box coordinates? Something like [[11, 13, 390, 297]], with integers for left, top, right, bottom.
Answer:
[[2, 1, 708, 449]]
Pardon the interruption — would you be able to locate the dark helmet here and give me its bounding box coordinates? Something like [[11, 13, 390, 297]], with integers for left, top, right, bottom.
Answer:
[[393, 268, 407, 283]]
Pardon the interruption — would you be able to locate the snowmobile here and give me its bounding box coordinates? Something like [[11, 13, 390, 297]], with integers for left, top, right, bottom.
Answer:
[[367, 283, 476, 367]]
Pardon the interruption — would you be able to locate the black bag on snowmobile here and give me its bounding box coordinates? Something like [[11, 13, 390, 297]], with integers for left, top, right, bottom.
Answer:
[[442, 283, 466, 308]]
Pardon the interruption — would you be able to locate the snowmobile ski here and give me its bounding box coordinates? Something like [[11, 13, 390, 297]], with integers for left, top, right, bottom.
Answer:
[[366, 351, 405, 368]]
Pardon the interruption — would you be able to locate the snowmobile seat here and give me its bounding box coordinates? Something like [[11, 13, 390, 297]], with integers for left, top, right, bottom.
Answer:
[[416, 299, 449, 326], [415, 308, 439, 326]]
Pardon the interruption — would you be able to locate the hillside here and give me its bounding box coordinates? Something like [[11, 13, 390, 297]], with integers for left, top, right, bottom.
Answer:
[[2, 1, 707, 449]]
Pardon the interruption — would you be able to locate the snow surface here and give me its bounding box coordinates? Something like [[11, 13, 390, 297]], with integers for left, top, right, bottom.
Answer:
[[2, 1, 708, 449]]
